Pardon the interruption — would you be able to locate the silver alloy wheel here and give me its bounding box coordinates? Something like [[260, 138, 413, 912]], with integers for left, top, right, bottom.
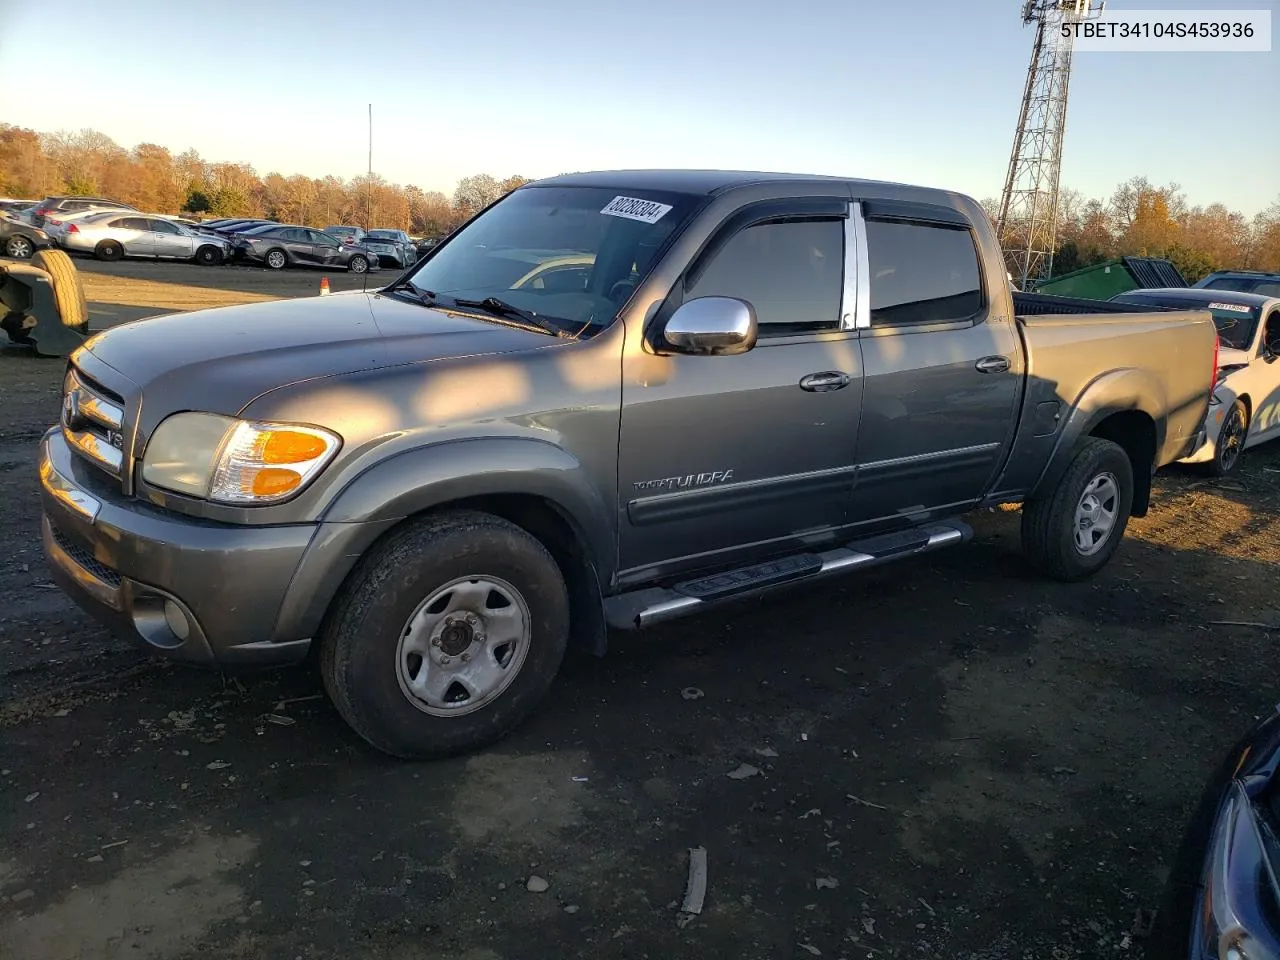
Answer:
[[1073, 471, 1119, 556], [395, 576, 531, 717], [350, 256, 367, 274], [6, 236, 32, 258], [1217, 405, 1245, 472], [266, 250, 286, 269]]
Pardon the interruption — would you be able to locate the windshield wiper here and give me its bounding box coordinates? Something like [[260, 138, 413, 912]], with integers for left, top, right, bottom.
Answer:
[[450, 297, 572, 338], [383, 280, 437, 307]]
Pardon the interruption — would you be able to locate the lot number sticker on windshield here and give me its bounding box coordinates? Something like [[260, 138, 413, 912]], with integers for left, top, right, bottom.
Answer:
[[601, 196, 673, 224], [1208, 301, 1251, 312]]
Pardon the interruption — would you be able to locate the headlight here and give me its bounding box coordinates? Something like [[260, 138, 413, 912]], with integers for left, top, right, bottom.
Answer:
[[142, 412, 341, 505], [1195, 783, 1280, 960]]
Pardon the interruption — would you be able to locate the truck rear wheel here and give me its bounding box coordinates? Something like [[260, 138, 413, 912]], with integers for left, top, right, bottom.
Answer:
[[319, 509, 570, 759], [1021, 437, 1134, 582]]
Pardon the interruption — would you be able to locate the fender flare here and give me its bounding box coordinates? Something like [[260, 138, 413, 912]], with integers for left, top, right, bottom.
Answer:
[[274, 437, 617, 649], [1029, 367, 1166, 504]]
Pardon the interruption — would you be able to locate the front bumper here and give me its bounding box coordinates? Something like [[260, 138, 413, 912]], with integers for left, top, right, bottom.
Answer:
[[38, 428, 317, 667]]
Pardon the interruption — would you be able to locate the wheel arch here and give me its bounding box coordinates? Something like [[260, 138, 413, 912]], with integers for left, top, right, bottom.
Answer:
[[1029, 369, 1167, 518], [277, 438, 615, 656]]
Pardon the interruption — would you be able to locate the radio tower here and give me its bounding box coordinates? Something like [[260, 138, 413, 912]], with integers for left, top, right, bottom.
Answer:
[[996, 0, 1104, 290]]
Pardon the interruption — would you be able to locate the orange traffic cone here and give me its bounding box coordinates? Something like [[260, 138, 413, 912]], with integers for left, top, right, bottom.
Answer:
[[319, 277, 331, 296]]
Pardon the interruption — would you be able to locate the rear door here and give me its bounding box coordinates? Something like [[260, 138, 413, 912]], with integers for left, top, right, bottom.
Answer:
[[114, 216, 155, 256], [847, 198, 1022, 527], [283, 228, 318, 264], [617, 196, 865, 581], [148, 218, 194, 259]]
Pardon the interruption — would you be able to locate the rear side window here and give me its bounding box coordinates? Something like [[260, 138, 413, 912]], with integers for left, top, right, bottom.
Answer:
[[1203, 277, 1257, 293], [866, 220, 983, 326], [1254, 282, 1280, 297], [117, 217, 150, 230], [686, 219, 844, 337]]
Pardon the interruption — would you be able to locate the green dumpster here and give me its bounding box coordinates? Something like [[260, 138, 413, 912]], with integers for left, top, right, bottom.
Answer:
[[1036, 257, 1187, 298]]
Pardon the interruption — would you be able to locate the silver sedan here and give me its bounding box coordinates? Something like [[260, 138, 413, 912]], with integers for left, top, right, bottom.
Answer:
[[61, 213, 234, 265]]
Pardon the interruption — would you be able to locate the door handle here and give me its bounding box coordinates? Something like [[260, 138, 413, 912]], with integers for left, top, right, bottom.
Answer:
[[976, 356, 1010, 374], [799, 371, 852, 392]]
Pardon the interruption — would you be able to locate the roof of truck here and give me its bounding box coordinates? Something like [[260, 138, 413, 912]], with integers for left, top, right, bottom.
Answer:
[[532, 169, 918, 196]]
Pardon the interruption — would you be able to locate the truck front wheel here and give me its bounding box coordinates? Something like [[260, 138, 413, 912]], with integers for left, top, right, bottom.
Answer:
[[319, 510, 570, 759], [1021, 437, 1134, 582]]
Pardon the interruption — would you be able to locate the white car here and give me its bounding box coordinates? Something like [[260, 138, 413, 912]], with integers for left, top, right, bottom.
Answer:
[[60, 211, 234, 265], [1111, 287, 1280, 475]]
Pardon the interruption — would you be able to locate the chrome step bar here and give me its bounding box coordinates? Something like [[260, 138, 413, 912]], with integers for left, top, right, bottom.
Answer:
[[604, 521, 972, 631]]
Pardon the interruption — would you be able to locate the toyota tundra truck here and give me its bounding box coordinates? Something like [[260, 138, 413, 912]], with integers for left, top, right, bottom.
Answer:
[[38, 170, 1218, 758]]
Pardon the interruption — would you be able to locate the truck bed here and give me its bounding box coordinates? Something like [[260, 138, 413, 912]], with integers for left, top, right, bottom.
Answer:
[[1013, 291, 1171, 317]]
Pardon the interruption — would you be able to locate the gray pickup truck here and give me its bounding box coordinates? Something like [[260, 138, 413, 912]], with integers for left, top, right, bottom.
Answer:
[[39, 170, 1218, 758]]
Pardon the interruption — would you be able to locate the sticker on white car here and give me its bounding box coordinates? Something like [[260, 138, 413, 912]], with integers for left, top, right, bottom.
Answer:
[[1208, 302, 1252, 312]]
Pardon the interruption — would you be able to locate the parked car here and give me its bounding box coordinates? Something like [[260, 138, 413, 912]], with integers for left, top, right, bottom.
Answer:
[[414, 236, 440, 254], [232, 223, 377, 273], [1145, 703, 1280, 959], [1112, 287, 1280, 475], [37, 169, 1217, 760], [0, 213, 54, 259], [201, 218, 278, 241], [30, 195, 136, 228], [0, 199, 39, 218], [1193, 270, 1280, 297], [60, 212, 234, 265], [360, 229, 415, 269], [323, 224, 366, 245]]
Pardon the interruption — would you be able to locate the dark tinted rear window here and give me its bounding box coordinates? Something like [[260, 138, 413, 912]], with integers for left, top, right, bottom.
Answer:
[[866, 220, 984, 326]]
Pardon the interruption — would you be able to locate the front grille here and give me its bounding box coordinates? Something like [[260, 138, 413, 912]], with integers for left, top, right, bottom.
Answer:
[[50, 520, 122, 588], [61, 366, 127, 479]]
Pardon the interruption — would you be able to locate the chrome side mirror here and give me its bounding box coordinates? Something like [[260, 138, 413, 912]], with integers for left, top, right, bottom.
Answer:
[[662, 296, 758, 356]]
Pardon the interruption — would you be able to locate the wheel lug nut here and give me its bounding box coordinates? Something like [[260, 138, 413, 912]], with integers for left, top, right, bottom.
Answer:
[[440, 656, 452, 665], [431, 638, 441, 647], [461, 653, 470, 663]]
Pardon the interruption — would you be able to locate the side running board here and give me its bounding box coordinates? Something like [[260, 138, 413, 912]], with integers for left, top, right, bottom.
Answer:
[[603, 521, 972, 630]]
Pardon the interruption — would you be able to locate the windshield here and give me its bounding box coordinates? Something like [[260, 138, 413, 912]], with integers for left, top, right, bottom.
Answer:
[[399, 185, 700, 329], [1115, 294, 1262, 350]]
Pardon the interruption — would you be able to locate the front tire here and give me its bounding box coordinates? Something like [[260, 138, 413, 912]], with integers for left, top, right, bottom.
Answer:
[[1021, 437, 1134, 582], [4, 235, 33, 259], [194, 244, 222, 266], [348, 254, 369, 274], [1205, 400, 1247, 477], [319, 510, 570, 759]]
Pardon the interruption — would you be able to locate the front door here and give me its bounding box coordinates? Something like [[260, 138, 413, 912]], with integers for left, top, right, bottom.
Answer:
[[148, 218, 194, 259], [848, 200, 1022, 527], [308, 230, 342, 266], [617, 198, 864, 583]]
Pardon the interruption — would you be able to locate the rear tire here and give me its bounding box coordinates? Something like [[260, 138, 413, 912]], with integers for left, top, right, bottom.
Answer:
[[348, 254, 369, 274], [1203, 400, 1247, 477], [94, 239, 123, 262], [319, 510, 570, 759], [1021, 437, 1134, 582], [265, 249, 287, 270], [31, 249, 88, 331]]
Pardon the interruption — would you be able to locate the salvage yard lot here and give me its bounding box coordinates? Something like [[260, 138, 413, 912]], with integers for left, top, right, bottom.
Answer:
[[1, 264, 1279, 959]]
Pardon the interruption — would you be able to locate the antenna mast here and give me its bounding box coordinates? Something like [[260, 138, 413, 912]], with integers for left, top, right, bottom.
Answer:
[[996, 0, 1104, 290]]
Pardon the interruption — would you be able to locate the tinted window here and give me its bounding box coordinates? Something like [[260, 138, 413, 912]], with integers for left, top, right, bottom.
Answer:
[[686, 219, 844, 336], [1203, 277, 1258, 293], [866, 220, 983, 326], [116, 217, 150, 230], [149, 219, 181, 233], [309, 230, 339, 246], [1254, 282, 1280, 297]]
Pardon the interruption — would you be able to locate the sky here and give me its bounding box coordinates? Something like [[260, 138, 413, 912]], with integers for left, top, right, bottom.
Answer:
[[0, 0, 1276, 215]]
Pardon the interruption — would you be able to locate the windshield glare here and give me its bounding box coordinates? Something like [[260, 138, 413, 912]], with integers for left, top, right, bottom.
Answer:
[[402, 185, 698, 329]]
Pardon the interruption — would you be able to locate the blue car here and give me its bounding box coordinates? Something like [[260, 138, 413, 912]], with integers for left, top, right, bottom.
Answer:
[[1149, 704, 1280, 958]]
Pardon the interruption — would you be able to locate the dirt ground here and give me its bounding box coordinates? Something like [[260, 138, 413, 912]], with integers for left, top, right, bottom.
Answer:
[[2, 263, 1279, 959]]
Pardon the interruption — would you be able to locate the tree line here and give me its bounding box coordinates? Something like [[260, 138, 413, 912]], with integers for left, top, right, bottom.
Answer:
[[982, 177, 1280, 283], [0, 125, 529, 237], [2, 125, 1278, 277]]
